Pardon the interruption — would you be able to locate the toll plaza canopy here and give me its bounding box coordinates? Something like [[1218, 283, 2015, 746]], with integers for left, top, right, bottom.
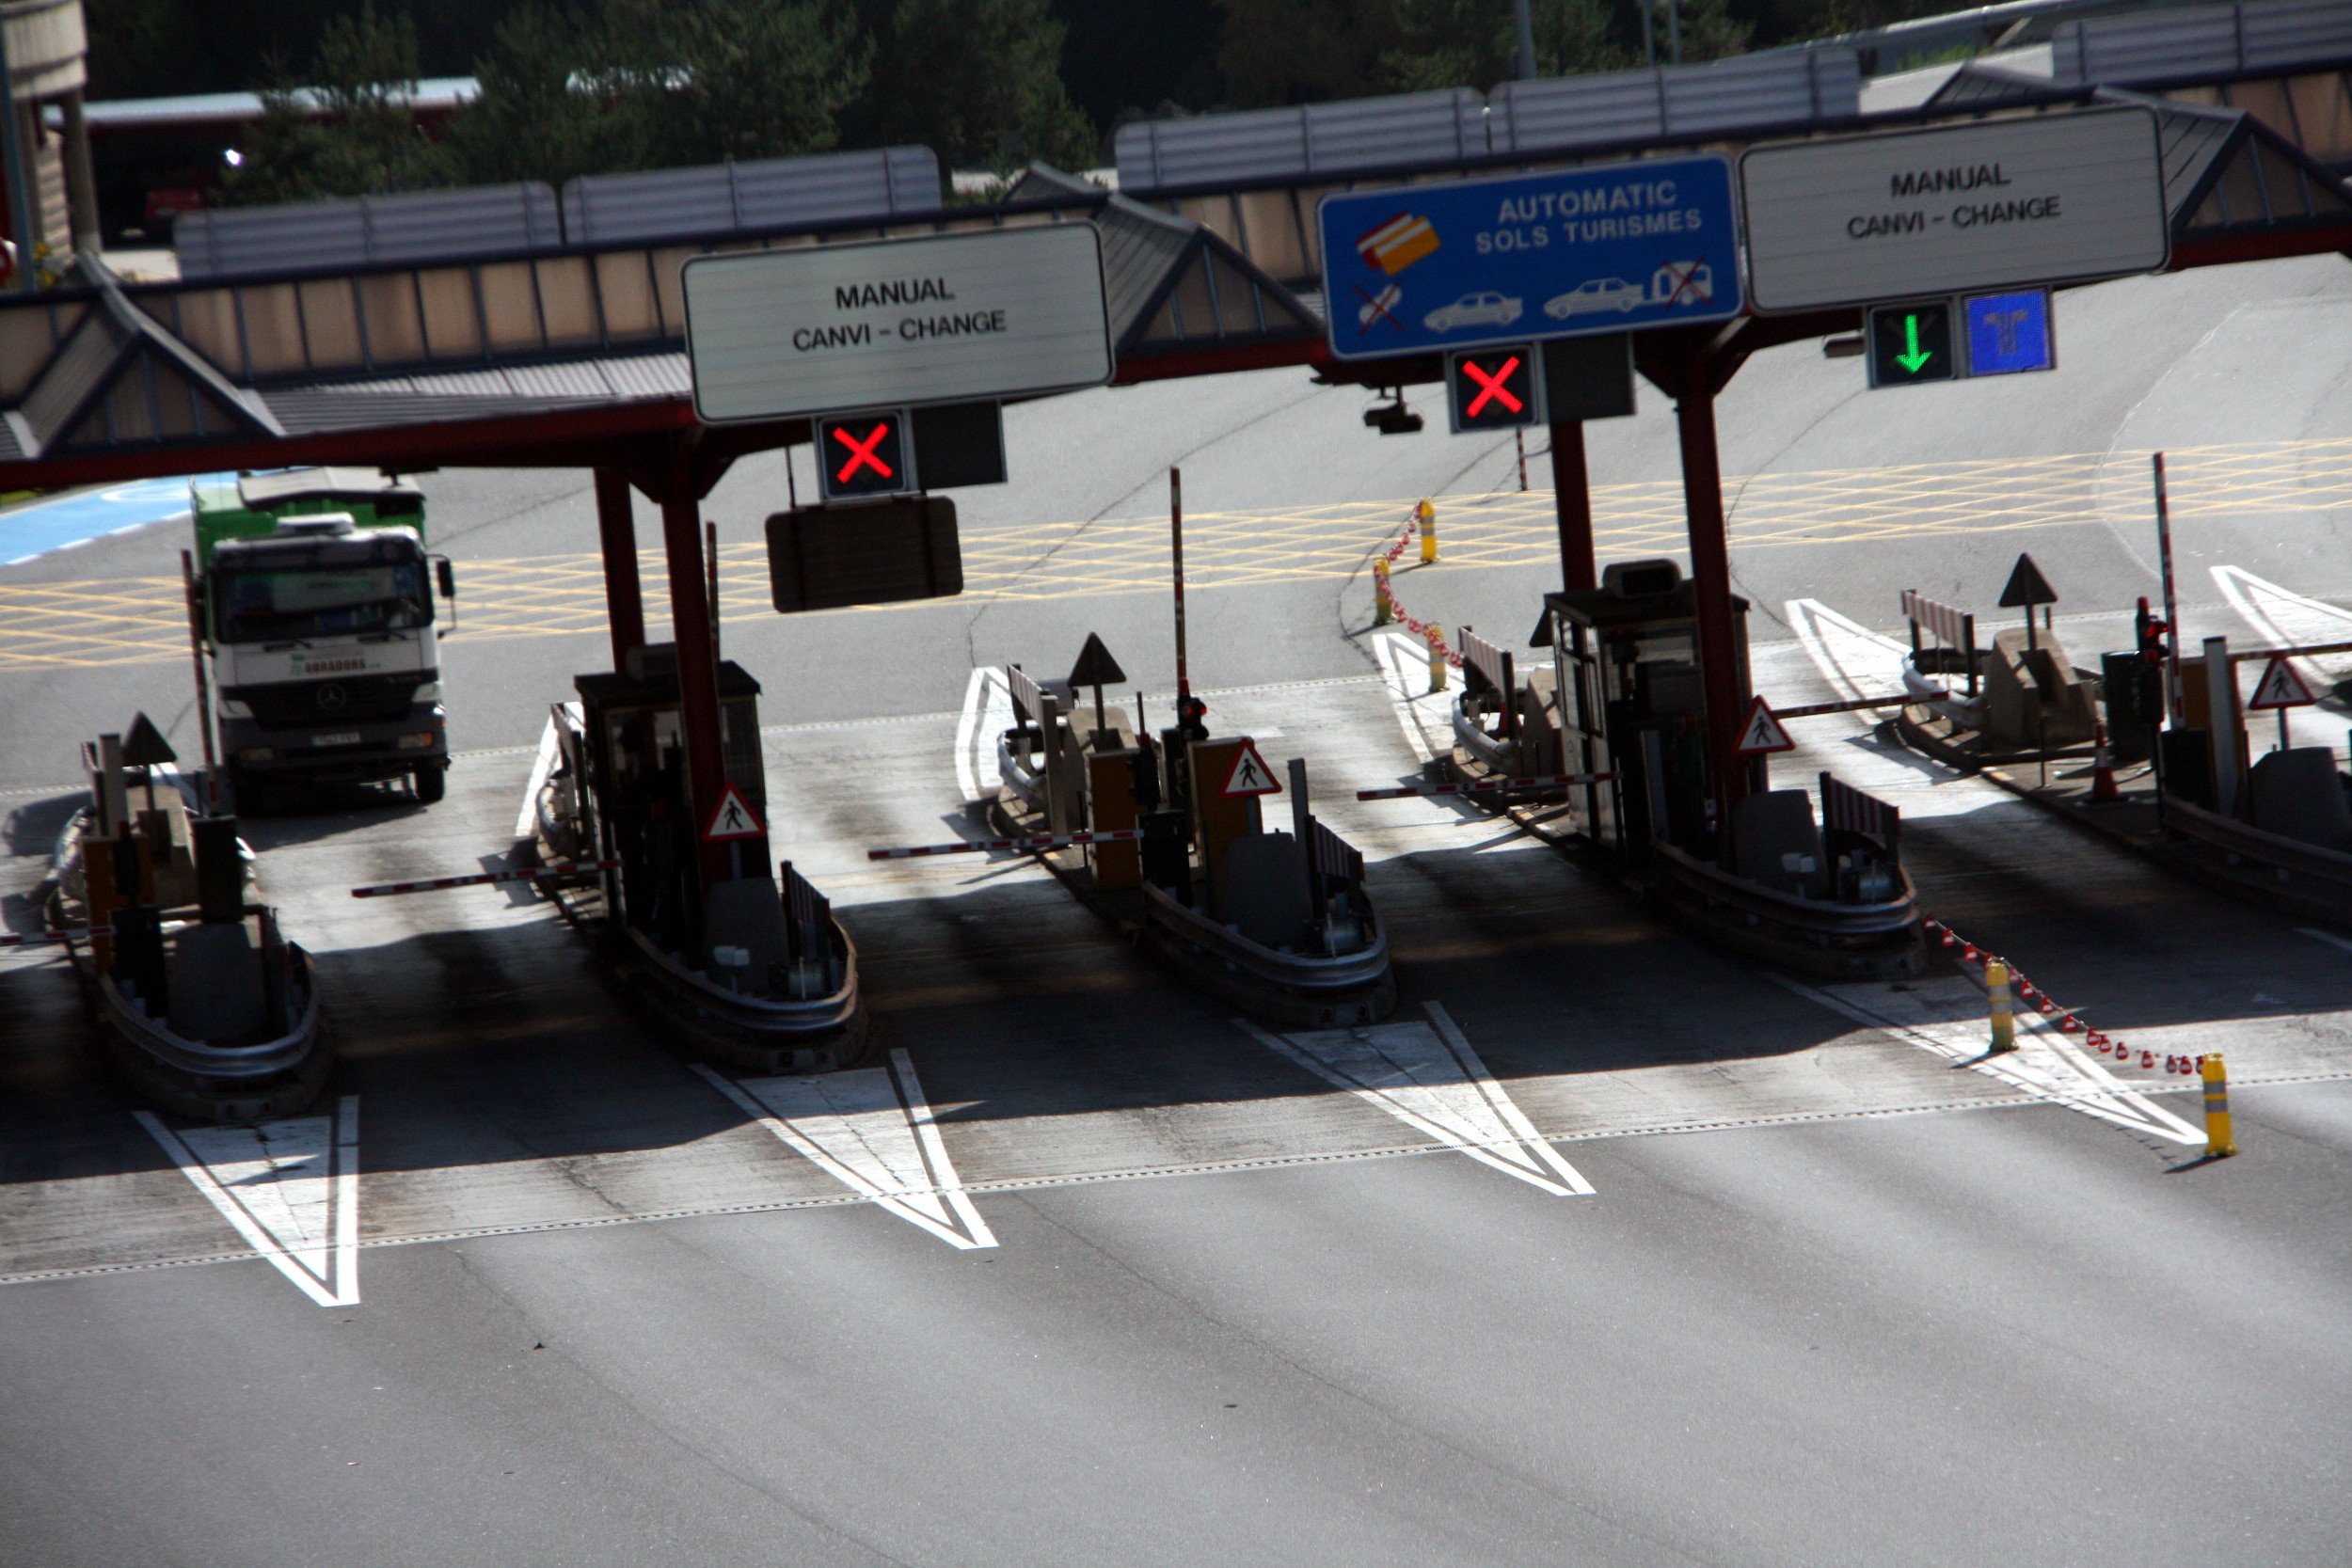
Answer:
[[4, 0, 2351, 493]]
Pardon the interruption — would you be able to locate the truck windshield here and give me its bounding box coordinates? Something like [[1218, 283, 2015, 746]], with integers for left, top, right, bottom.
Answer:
[[214, 562, 429, 643]]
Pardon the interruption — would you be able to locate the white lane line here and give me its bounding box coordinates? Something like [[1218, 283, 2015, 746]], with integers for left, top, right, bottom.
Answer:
[[1238, 1003, 1594, 1196], [1785, 598, 1909, 705], [2300, 927, 2352, 956], [1368, 630, 1442, 765], [135, 1095, 362, 1306], [953, 666, 1011, 803], [1778, 976, 2204, 1146], [692, 1051, 996, 1249]]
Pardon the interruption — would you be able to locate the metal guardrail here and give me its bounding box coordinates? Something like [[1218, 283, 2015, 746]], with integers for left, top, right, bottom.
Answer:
[[1142, 879, 1391, 994]]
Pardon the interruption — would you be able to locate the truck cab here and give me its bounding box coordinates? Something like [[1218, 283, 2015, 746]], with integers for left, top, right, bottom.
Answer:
[[194, 469, 453, 809]]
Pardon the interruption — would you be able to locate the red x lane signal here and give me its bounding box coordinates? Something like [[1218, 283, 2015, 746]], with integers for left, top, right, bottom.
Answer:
[[1462, 354, 1523, 416], [833, 422, 894, 482], [1445, 346, 1541, 433], [814, 410, 914, 500]]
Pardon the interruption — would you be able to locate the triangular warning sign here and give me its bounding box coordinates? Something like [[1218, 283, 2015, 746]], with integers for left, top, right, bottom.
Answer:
[[121, 711, 178, 768], [1219, 739, 1283, 798], [703, 783, 767, 842], [2248, 654, 2316, 711], [1066, 632, 1127, 692], [1998, 552, 2058, 609], [1733, 696, 1795, 756]]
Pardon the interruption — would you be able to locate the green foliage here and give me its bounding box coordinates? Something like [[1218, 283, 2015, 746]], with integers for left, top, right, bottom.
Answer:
[[223, 3, 453, 204], [859, 0, 1098, 170], [597, 0, 871, 166], [82, 0, 205, 99], [1217, 0, 1636, 105], [440, 3, 633, 187]]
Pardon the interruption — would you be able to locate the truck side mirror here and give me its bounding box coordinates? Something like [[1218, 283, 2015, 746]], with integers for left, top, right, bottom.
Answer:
[[435, 558, 456, 599]]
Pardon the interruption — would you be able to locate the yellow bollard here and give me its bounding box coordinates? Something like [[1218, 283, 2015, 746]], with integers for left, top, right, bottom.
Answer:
[[2201, 1053, 2235, 1157], [1417, 499, 1438, 564], [1373, 558, 1392, 626], [1427, 628, 1448, 694], [1986, 959, 2015, 1053]]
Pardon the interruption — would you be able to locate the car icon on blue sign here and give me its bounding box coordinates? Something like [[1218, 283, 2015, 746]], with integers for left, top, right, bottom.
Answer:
[[1545, 277, 1645, 319], [1422, 292, 1523, 332]]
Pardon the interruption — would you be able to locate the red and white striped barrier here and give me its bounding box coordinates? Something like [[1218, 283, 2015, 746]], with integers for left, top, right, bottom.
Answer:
[[1375, 514, 1465, 670], [868, 829, 1148, 862], [1924, 918, 2203, 1076], [351, 860, 618, 898], [1358, 770, 1613, 800]]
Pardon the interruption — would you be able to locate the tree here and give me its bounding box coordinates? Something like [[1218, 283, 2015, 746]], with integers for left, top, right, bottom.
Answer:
[[1216, 0, 1630, 105], [599, 0, 871, 166], [442, 3, 634, 188], [223, 3, 453, 204], [1376, 0, 1629, 91], [1216, 0, 1400, 107], [857, 0, 1098, 170]]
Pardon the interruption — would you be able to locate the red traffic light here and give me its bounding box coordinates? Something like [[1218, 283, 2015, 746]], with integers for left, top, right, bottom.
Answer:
[[1445, 346, 1542, 433], [815, 411, 914, 500]]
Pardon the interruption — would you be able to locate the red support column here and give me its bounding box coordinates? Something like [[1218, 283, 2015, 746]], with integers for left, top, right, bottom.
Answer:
[[1672, 361, 1750, 825], [657, 451, 733, 891], [593, 467, 645, 669], [1549, 418, 1596, 593]]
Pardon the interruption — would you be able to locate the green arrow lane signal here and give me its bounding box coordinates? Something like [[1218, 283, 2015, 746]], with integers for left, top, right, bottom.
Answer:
[[1867, 301, 1955, 388], [1895, 313, 1933, 373]]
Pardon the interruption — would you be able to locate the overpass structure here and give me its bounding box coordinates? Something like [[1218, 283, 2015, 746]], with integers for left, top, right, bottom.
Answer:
[[1, 0, 2348, 887]]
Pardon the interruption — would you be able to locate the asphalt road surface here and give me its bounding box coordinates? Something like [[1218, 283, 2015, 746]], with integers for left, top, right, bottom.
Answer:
[[3, 253, 2350, 1566]]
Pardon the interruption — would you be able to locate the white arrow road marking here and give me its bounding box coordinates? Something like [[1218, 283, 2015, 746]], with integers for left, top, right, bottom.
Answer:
[[135, 1096, 361, 1306], [1779, 976, 2204, 1146], [954, 665, 1013, 804], [693, 1051, 995, 1249], [1785, 598, 1909, 705], [1238, 1002, 1594, 1196], [1368, 629, 1445, 764]]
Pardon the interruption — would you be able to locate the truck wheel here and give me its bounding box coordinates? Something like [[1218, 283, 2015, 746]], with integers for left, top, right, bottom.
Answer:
[[413, 764, 446, 804]]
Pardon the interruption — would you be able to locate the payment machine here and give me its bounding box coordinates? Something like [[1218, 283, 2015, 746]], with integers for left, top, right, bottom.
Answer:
[[1544, 559, 1752, 867], [571, 643, 769, 954]]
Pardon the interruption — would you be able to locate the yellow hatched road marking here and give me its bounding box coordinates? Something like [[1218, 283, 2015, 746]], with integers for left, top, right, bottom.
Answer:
[[8, 436, 2352, 672]]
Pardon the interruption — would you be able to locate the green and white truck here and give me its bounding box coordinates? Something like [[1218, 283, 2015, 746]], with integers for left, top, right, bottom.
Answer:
[[192, 468, 455, 809]]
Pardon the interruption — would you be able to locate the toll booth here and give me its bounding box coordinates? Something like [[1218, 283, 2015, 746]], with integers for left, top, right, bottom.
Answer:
[[572, 643, 768, 955], [1546, 559, 1752, 867]]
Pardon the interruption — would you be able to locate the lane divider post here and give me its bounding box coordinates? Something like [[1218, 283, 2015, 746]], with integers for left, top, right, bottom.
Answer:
[[1417, 499, 1438, 564], [2201, 1053, 2236, 1157], [1427, 625, 1448, 694], [1986, 958, 2016, 1053], [1374, 558, 1392, 626]]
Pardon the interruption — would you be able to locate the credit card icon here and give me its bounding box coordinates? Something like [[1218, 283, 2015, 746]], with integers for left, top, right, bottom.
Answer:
[[1357, 213, 1439, 276]]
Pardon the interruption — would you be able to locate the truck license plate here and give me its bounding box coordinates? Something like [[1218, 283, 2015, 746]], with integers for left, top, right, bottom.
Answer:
[[312, 732, 362, 747]]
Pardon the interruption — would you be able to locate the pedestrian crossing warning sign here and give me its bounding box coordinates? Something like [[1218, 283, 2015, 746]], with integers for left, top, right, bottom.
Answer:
[[1733, 697, 1795, 756], [1219, 740, 1283, 798], [703, 784, 767, 842], [2247, 655, 2315, 711]]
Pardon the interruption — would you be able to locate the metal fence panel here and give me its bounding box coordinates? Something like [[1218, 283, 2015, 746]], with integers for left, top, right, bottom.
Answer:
[[1491, 51, 1857, 157], [1115, 89, 1485, 192], [176, 183, 560, 279], [2238, 0, 2352, 72], [561, 147, 942, 245], [1663, 49, 1860, 136]]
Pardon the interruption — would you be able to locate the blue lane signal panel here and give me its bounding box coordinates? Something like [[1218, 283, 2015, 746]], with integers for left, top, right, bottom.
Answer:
[[1316, 155, 1744, 362], [1963, 289, 2056, 376]]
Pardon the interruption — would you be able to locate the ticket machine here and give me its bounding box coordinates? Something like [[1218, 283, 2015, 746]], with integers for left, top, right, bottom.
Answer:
[[1543, 558, 1752, 868]]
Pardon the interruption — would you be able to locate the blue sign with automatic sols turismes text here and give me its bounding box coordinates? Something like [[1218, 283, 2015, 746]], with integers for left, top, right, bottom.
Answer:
[[1316, 155, 1743, 361]]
